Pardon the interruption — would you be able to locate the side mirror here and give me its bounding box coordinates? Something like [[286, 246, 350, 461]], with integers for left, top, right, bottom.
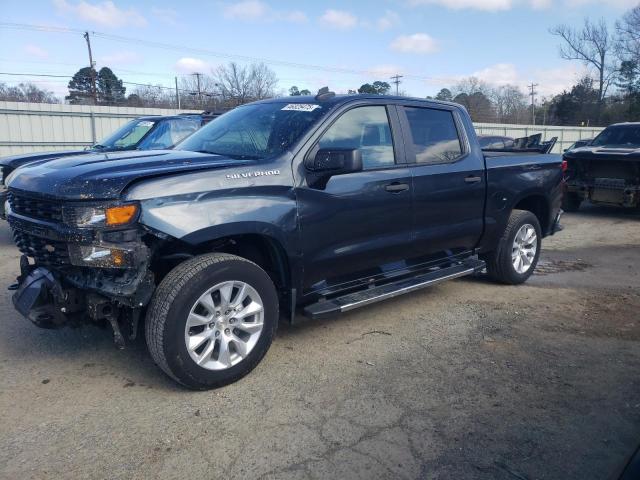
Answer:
[[305, 148, 363, 175], [305, 148, 362, 189]]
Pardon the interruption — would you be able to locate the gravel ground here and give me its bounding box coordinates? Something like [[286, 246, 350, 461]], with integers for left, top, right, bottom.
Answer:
[[0, 205, 639, 480]]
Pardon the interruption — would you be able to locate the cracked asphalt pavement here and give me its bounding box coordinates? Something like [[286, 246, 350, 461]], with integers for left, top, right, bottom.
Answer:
[[1, 205, 639, 479]]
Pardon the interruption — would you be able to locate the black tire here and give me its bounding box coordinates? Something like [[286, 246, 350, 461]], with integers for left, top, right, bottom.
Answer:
[[145, 253, 278, 390], [562, 192, 582, 212], [484, 209, 542, 285]]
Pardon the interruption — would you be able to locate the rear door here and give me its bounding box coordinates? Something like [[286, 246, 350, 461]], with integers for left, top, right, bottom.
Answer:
[[296, 102, 413, 294], [398, 104, 485, 261]]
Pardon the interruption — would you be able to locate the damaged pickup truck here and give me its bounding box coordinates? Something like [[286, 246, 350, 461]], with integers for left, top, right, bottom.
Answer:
[[5, 92, 563, 389], [563, 122, 640, 210]]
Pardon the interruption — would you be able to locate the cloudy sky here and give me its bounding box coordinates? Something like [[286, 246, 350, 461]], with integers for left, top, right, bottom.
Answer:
[[0, 0, 634, 99]]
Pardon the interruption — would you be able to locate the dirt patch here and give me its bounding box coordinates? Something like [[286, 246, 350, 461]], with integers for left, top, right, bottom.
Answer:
[[535, 259, 591, 275]]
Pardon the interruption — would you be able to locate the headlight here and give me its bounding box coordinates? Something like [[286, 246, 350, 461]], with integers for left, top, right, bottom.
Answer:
[[68, 244, 136, 268], [64, 203, 139, 228]]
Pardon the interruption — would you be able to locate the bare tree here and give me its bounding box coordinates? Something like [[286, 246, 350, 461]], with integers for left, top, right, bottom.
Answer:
[[451, 77, 496, 122], [0, 82, 59, 103], [179, 74, 219, 109], [550, 18, 618, 101], [617, 6, 640, 63], [213, 62, 278, 106], [491, 85, 528, 123], [127, 84, 175, 108]]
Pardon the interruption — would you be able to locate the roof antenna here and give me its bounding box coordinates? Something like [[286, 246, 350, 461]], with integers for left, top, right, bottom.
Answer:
[[315, 87, 335, 101]]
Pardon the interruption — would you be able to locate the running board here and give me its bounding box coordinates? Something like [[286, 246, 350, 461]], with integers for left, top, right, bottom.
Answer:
[[303, 259, 485, 320]]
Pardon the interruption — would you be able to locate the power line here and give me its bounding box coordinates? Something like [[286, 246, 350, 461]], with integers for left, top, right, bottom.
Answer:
[[390, 74, 403, 95], [529, 82, 538, 125], [0, 71, 212, 95], [0, 22, 462, 85], [83, 31, 98, 105]]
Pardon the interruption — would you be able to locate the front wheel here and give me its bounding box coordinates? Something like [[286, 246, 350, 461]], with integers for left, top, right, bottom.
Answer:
[[484, 210, 542, 285], [145, 253, 278, 390]]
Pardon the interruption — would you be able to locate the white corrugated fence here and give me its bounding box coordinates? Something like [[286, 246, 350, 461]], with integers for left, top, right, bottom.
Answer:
[[0, 101, 604, 156]]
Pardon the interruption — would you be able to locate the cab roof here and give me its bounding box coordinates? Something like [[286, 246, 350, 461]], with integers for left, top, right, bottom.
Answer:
[[252, 94, 461, 110]]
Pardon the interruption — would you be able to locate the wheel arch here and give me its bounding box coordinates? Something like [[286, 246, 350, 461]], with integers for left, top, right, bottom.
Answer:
[[151, 222, 299, 320]]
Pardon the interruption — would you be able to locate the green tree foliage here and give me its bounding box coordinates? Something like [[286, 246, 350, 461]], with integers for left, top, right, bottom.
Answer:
[[358, 81, 391, 95], [289, 86, 311, 96], [67, 66, 126, 105], [435, 88, 453, 101], [66, 67, 95, 104], [97, 67, 126, 104]]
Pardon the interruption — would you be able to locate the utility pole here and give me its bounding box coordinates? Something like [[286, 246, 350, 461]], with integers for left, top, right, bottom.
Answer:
[[175, 76, 181, 110], [192, 72, 203, 106], [529, 82, 538, 126], [390, 74, 403, 95], [83, 31, 98, 105]]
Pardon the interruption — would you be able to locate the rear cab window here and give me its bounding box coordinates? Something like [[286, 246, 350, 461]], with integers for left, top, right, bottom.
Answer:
[[401, 106, 464, 164]]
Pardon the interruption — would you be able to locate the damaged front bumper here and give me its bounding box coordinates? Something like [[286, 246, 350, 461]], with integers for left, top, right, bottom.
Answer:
[[11, 259, 151, 347], [567, 180, 640, 207]]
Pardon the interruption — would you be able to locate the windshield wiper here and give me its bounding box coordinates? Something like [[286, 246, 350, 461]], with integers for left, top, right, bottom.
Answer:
[[192, 150, 262, 160]]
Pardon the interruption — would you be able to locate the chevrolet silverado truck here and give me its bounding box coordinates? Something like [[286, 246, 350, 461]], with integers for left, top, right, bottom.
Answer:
[[563, 122, 640, 211], [5, 91, 563, 389], [0, 113, 210, 218]]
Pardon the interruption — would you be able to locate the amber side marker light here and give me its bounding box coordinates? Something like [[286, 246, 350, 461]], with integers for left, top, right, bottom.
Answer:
[[105, 204, 138, 226]]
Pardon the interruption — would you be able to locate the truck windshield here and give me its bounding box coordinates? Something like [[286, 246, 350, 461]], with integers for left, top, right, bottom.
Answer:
[[95, 119, 157, 150], [176, 102, 327, 159], [591, 125, 640, 148]]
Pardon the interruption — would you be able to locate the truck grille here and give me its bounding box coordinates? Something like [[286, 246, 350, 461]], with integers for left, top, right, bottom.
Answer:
[[13, 230, 70, 266], [8, 192, 63, 223]]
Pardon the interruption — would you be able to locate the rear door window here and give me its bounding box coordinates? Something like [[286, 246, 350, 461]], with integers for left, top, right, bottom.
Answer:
[[403, 107, 464, 164]]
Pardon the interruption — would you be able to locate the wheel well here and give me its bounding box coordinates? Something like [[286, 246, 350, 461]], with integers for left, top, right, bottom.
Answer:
[[513, 196, 550, 233], [149, 233, 291, 296]]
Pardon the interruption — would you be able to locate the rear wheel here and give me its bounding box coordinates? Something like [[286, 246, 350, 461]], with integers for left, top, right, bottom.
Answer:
[[484, 210, 541, 285], [562, 192, 582, 212], [145, 253, 278, 390]]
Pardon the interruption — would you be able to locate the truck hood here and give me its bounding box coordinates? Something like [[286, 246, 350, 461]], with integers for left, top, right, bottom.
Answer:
[[565, 146, 640, 161], [6, 150, 251, 200], [0, 150, 89, 170]]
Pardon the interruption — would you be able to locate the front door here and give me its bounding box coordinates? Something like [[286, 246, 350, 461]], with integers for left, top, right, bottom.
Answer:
[[296, 104, 413, 294]]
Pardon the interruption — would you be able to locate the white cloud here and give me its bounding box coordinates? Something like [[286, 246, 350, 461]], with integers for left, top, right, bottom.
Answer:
[[320, 9, 358, 30], [469, 62, 587, 96], [408, 0, 636, 11], [529, 0, 552, 9], [223, 1, 307, 23], [564, 0, 637, 7], [407, 0, 512, 11], [390, 33, 438, 54], [223, 0, 268, 20], [24, 44, 49, 59], [151, 7, 179, 25], [53, 0, 147, 28], [99, 51, 141, 65], [282, 10, 307, 23], [377, 10, 400, 31], [174, 57, 212, 74]]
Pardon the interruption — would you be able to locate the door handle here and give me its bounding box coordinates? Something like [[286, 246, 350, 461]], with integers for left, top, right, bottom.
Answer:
[[464, 176, 482, 184], [385, 182, 410, 193]]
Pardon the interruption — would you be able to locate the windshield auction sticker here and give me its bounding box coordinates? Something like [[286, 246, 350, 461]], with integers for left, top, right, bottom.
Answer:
[[281, 104, 321, 112]]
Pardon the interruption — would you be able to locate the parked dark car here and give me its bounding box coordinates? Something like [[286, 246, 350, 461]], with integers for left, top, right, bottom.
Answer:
[[478, 135, 515, 150], [0, 113, 211, 216], [563, 123, 640, 211], [480, 133, 557, 154], [5, 92, 563, 389], [564, 138, 592, 152]]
